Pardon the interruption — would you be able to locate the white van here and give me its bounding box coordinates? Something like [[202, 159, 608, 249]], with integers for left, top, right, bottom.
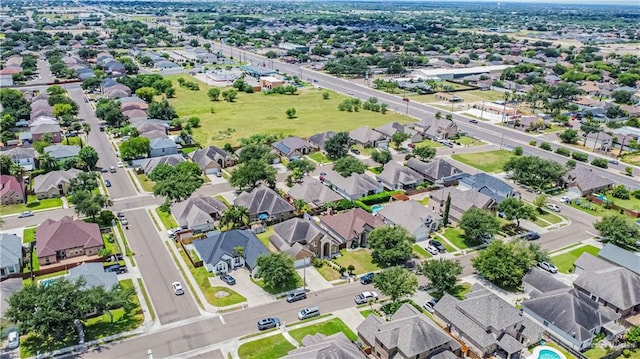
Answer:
[[298, 306, 320, 320]]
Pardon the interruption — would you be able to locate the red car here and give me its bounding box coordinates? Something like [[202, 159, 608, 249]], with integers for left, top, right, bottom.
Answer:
[[408, 143, 415, 149]]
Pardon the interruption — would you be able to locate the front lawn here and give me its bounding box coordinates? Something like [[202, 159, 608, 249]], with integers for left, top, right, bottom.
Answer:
[[136, 173, 155, 192], [210, 286, 247, 307], [155, 207, 178, 230], [451, 150, 515, 173], [551, 245, 600, 274], [289, 318, 358, 343], [23, 227, 36, 243], [334, 249, 379, 274], [316, 263, 341, 281], [414, 139, 444, 148], [1, 195, 63, 215], [163, 74, 414, 147], [442, 228, 470, 250], [237, 334, 296, 359], [412, 244, 433, 259], [456, 136, 485, 146], [252, 273, 302, 295], [307, 151, 329, 164]]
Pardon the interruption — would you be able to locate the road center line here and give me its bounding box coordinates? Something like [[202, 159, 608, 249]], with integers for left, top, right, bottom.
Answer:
[[219, 315, 226, 324]]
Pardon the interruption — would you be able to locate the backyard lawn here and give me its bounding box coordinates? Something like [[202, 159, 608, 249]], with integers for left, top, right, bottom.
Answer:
[[551, 245, 600, 274], [1, 195, 63, 215], [289, 318, 358, 343], [451, 150, 515, 173], [255, 226, 277, 252], [23, 227, 36, 243], [604, 192, 640, 211], [155, 207, 178, 230], [237, 334, 295, 359], [334, 249, 379, 274], [163, 75, 414, 147]]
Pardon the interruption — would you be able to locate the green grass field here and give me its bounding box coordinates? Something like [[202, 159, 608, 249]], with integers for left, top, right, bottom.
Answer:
[[162, 75, 414, 147], [289, 318, 358, 343], [237, 334, 296, 359], [155, 207, 178, 230], [136, 174, 155, 192], [412, 244, 433, 259], [452, 150, 515, 173], [316, 263, 341, 281], [551, 245, 600, 274], [456, 136, 485, 146], [1, 195, 63, 215], [443, 228, 470, 250], [334, 249, 379, 274]]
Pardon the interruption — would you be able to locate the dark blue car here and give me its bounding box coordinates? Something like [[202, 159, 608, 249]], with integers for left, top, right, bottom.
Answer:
[[360, 273, 375, 285]]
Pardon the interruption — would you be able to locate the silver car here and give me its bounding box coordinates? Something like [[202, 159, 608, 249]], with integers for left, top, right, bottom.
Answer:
[[538, 262, 558, 274]]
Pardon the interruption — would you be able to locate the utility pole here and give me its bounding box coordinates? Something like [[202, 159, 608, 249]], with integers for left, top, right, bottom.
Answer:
[[480, 101, 485, 121]]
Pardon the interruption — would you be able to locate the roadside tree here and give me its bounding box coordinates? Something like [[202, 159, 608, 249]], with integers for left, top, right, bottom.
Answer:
[[497, 197, 536, 228], [472, 240, 539, 288], [594, 215, 640, 249], [419, 258, 463, 299], [324, 132, 351, 160], [413, 146, 436, 162], [368, 226, 415, 267], [371, 149, 392, 167], [120, 137, 150, 160], [373, 266, 418, 303], [459, 208, 500, 244], [256, 253, 297, 290]]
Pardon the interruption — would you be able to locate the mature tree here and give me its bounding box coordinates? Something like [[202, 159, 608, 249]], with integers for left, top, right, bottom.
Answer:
[[78, 146, 99, 170], [373, 266, 418, 302], [368, 226, 415, 267], [53, 103, 74, 118], [220, 205, 250, 229], [70, 190, 109, 219], [627, 326, 640, 346], [135, 87, 156, 103], [69, 172, 99, 192], [256, 252, 297, 290], [0, 89, 30, 120], [559, 129, 579, 144], [120, 137, 150, 160], [419, 258, 463, 299], [371, 149, 392, 167], [497, 197, 537, 228], [287, 159, 315, 174], [95, 99, 127, 127], [459, 208, 500, 244], [238, 143, 274, 164], [442, 193, 451, 226], [285, 107, 297, 119], [207, 88, 220, 101], [594, 215, 640, 249], [0, 155, 14, 175], [148, 99, 178, 122], [391, 132, 410, 149], [222, 89, 238, 102], [324, 132, 351, 160], [332, 156, 366, 177], [472, 240, 539, 288], [230, 159, 277, 190], [82, 77, 101, 91], [533, 194, 548, 213], [47, 85, 66, 96], [150, 162, 204, 201], [413, 146, 436, 162], [504, 156, 567, 191]]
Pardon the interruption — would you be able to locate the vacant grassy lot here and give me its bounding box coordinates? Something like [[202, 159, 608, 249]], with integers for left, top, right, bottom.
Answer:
[[551, 245, 600, 274], [155, 207, 178, 230], [289, 318, 358, 343], [452, 150, 514, 173], [162, 75, 413, 147], [237, 334, 296, 359], [1, 195, 63, 215], [411, 89, 506, 104], [334, 249, 379, 274]]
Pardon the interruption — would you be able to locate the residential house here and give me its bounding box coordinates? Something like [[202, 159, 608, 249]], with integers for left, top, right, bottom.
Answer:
[[0, 233, 23, 278], [572, 253, 640, 317], [193, 229, 269, 275], [522, 271, 622, 351], [189, 146, 236, 175], [270, 218, 337, 266], [458, 172, 518, 203], [358, 303, 462, 359], [349, 126, 387, 148], [148, 137, 178, 158], [36, 216, 104, 265], [429, 187, 495, 223], [597, 243, 640, 275], [322, 170, 383, 200], [43, 145, 80, 162], [406, 158, 465, 185], [131, 119, 168, 137], [3, 147, 36, 170], [522, 267, 569, 297], [287, 178, 342, 210], [30, 121, 62, 143], [132, 154, 184, 174], [122, 109, 148, 121], [374, 122, 422, 143], [272, 137, 314, 160], [67, 263, 118, 290], [0, 175, 25, 204], [308, 131, 335, 151], [283, 333, 367, 359], [234, 184, 295, 223], [562, 167, 614, 196], [435, 284, 544, 359], [376, 161, 424, 190], [33, 168, 81, 199], [411, 117, 458, 140], [585, 132, 614, 152], [318, 208, 385, 249], [172, 194, 227, 233], [377, 200, 441, 240]]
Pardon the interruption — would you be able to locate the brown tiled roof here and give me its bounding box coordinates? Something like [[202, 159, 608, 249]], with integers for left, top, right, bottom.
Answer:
[[36, 216, 103, 257]]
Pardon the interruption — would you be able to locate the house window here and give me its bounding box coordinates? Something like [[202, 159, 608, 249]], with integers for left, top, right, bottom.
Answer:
[[8, 266, 15, 273]]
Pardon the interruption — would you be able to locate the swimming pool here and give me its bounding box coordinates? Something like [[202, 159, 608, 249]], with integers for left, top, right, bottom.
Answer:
[[532, 346, 565, 359], [371, 204, 384, 215], [594, 194, 608, 201]]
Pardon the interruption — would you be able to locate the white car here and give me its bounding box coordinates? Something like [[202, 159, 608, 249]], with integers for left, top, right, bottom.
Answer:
[[354, 291, 378, 304], [547, 204, 561, 212], [117, 161, 124, 168], [560, 196, 571, 204], [172, 281, 184, 295], [425, 245, 439, 256], [538, 261, 558, 274]]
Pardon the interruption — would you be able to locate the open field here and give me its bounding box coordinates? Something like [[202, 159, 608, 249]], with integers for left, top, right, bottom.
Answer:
[[411, 89, 506, 104], [452, 150, 514, 173], [162, 75, 414, 147]]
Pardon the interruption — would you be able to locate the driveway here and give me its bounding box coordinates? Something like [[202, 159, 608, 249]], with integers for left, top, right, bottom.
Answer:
[[210, 268, 276, 307], [206, 174, 228, 186]]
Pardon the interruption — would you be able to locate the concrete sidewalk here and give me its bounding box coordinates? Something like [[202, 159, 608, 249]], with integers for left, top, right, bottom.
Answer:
[[333, 307, 365, 333]]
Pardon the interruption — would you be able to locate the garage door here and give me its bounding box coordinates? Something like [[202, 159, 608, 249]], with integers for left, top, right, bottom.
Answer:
[[294, 258, 311, 269], [205, 168, 219, 175]]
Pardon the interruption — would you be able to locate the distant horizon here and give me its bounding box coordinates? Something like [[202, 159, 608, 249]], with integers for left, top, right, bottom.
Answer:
[[313, 0, 640, 6]]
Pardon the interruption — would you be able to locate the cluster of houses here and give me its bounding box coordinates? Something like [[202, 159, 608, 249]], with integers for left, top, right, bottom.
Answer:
[[0, 54, 24, 87], [130, 49, 181, 70]]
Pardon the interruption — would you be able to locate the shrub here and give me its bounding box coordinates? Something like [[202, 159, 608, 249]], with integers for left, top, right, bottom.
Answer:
[[572, 152, 588, 162], [539, 142, 552, 151], [312, 258, 324, 268], [354, 200, 372, 212], [359, 190, 404, 206], [555, 147, 570, 156], [513, 147, 523, 156], [529, 140, 537, 146], [611, 185, 630, 200], [633, 190, 640, 200], [591, 158, 609, 168]]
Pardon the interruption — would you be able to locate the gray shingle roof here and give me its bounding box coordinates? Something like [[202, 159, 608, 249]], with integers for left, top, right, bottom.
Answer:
[[0, 233, 22, 269], [67, 263, 118, 290], [44, 145, 80, 159], [4, 147, 35, 161], [523, 267, 568, 294], [283, 332, 367, 359], [132, 154, 184, 174], [459, 173, 515, 203], [377, 200, 441, 235], [172, 194, 227, 229], [308, 131, 336, 150], [272, 137, 312, 156], [189, 146, 233, 170], [349, 126, 384, 144], [149, 137, 177, 150], [234, 184, 295, 217], [598, 244, 640, 275], [270, 218, 328, 251], [193, 229, 269, 270], [323, 170, 382, 198], [563, 167, 614, 194], [376, 161, 424, 188], [33, 169, 82, 194], [287, 178, 342, 208], [406, 158, 463, 182]]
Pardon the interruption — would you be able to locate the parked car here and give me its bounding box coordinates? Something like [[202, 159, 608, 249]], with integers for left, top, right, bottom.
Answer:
[[105, 179, 112, 187], [117, 211, 125, 218], [101, 168, 108, 173], [257, 317, 280, 330], [104, 264, 120, 273], [6, 328, 19, 349], [117, 161, 124, 168], [298, 306, 320, 320], [220, 274, 236, 285], [109, 166, 116, 173], [538, 261, 558, 274], [608, 159, 619, 165], [429, 240, 446, 253], [425, 245, 439, 255], [443, 142, 454, 148], [469, 119, 479, 124], [286, 289, 307, 303], [172, 281, 184, 295], [120, 218, 128, 226], [521, 231, 541, 240], [105, 253, 124, 262], [18, 211, 34, 218], [560, 196, 571, 204], [423, 299, 438, 313], [360, 273, 375, 285], [547, 204, 561, 212], [354, 291, 378, 304], [350, 148, 361, 155], [407, 143, 415, 149], [116, 267, 128, 274]]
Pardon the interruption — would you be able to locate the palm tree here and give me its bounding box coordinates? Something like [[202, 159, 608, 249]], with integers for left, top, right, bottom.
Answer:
[[293, 199, 308, 215], [221, 205, 250, 229], [38, 152, 56, 172], [502, 91, 511, 125]]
